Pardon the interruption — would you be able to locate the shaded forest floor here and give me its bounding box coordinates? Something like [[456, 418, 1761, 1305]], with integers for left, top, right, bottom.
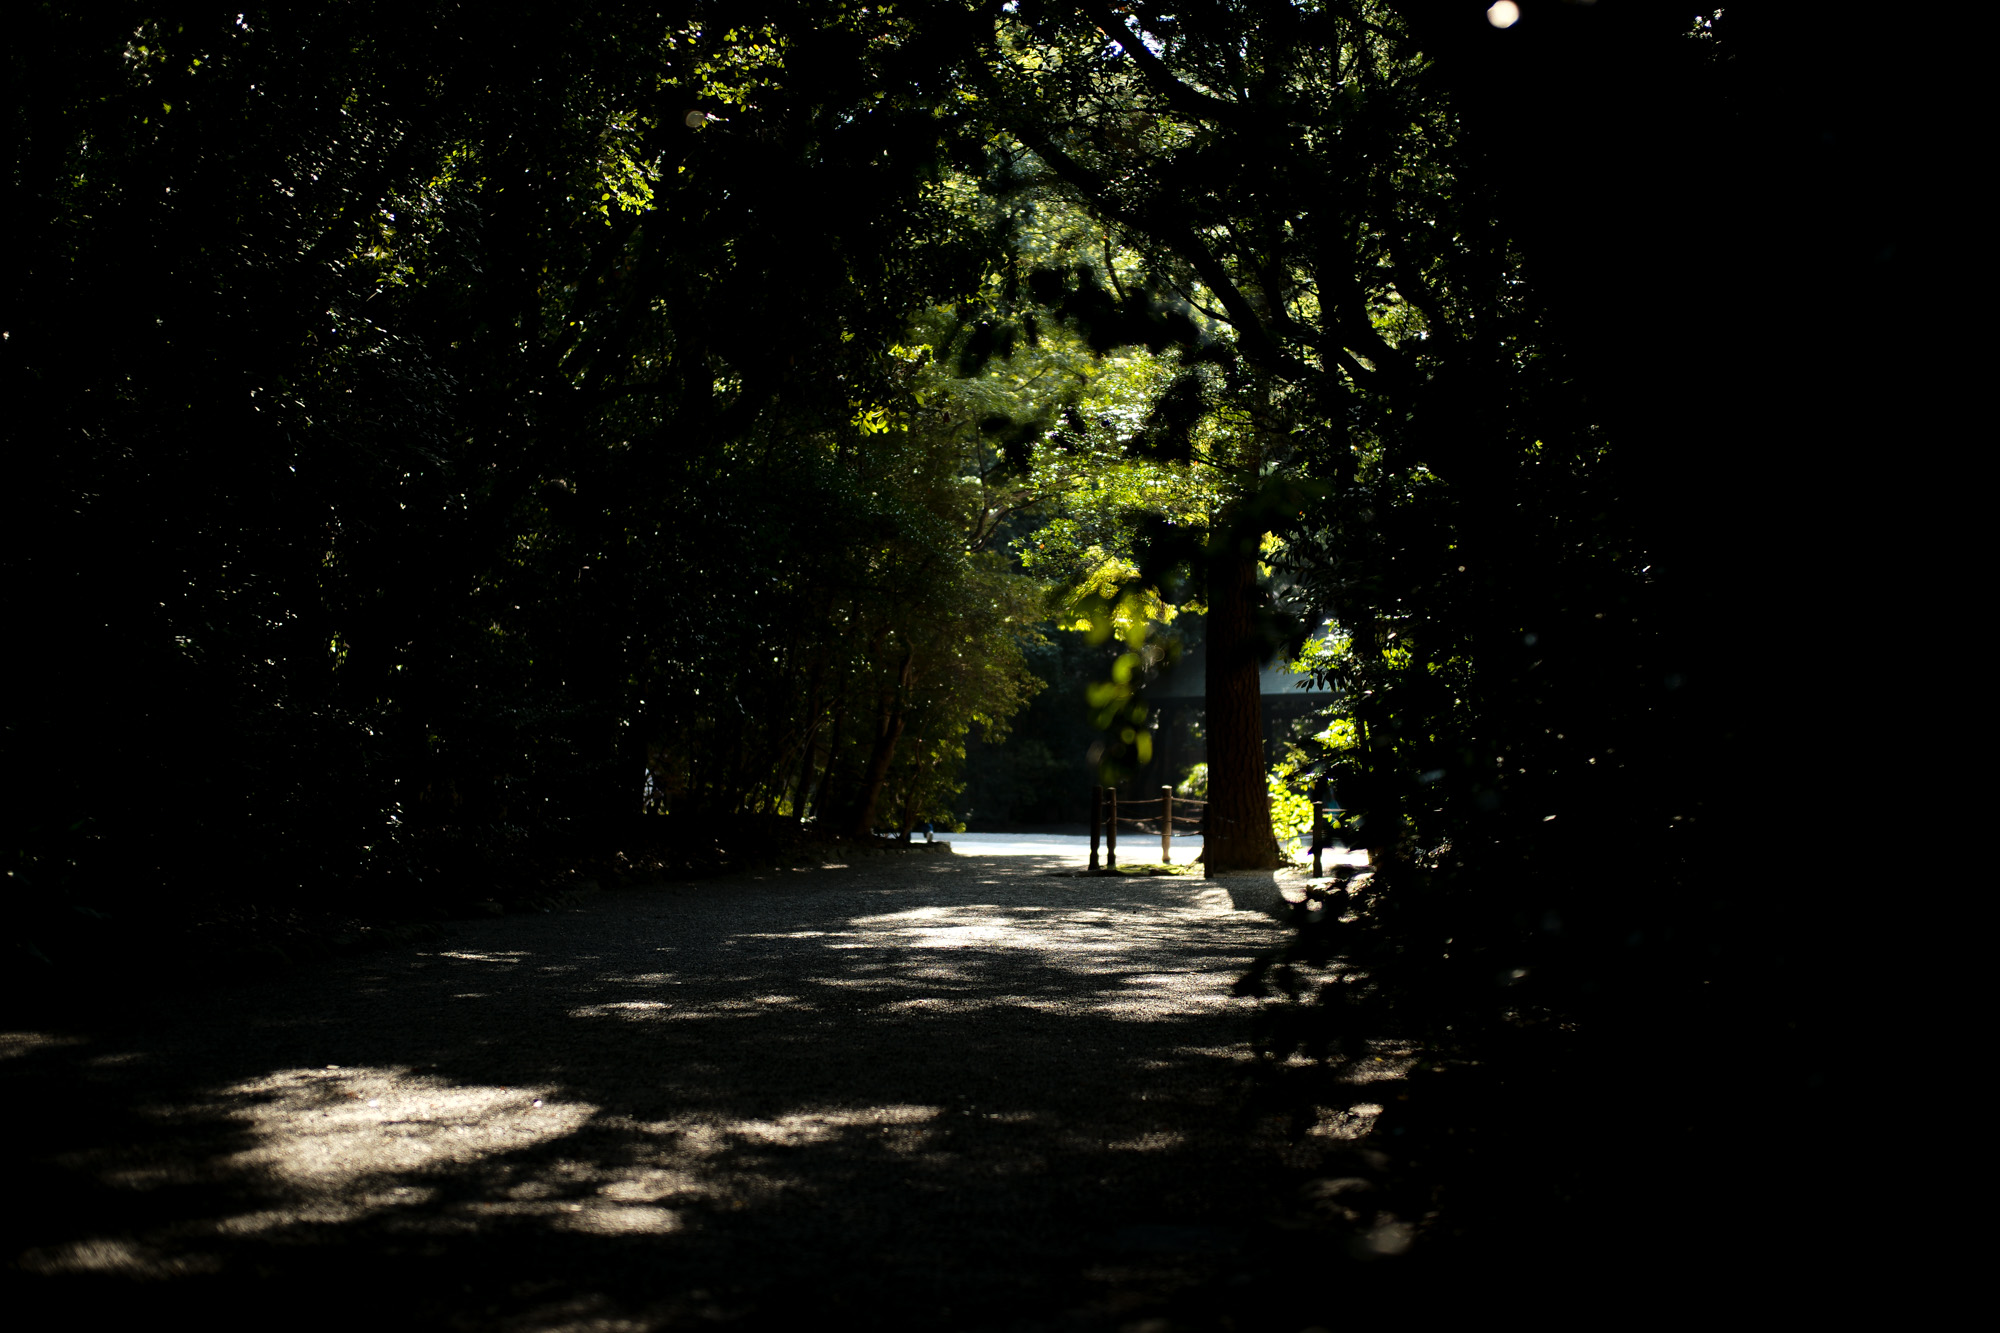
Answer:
[[0, 846, 1462, 1331], [5, 820, 935, 1024]]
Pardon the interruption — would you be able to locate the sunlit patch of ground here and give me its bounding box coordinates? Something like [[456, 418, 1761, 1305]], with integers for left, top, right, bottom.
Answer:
[[944, 833, 1177, 859], [0, 1031, 88, 1060], [218, 1065, 595, 1188], [16, 1234, 225, 1278]]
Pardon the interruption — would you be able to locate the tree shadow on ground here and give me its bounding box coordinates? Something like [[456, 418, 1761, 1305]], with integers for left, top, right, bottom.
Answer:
[[1, 854, 1422, 1330]]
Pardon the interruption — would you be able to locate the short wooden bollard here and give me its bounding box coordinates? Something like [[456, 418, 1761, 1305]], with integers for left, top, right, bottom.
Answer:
[[1089, 786, 1102, 871], [1311, 800, 1325, 878], [1106, 787, 1118, 870], [1161, 785, 1173, 864], [1311, 775, 1330, 878]]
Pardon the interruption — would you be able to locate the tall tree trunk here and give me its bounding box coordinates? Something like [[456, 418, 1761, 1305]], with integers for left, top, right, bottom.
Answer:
[[847, 645, 914, 837], [1202, 529, 1281, 875]]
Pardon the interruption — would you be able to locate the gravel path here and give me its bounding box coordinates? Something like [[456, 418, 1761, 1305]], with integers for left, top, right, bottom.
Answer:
[[2, 848, 1374, 1330]]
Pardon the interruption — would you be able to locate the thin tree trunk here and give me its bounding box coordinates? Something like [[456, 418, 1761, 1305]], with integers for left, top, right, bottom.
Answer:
[[898, 754, 933, 843], [1202, 529, 1281, 875], [787, 659, 828, 821], [810, 690, 847, 822], [847, 645, 914, 837]]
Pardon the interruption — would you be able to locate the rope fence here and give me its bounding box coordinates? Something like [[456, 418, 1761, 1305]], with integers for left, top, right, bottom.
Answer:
[[1088, 780, 1345, 876], [1089, 785, 1207, 870]]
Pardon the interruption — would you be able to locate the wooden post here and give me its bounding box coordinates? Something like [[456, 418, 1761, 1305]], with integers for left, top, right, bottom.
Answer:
[[1161, 785, 1173, 864], [1107, 787, 1118, 870], [1311, 775, 1327, 878], [1311, 801, 1324, 878], [1089, 786, 1102, 872]]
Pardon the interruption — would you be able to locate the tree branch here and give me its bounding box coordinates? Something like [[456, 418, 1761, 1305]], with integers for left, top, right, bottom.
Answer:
[[1079, 2, 1259, 127]]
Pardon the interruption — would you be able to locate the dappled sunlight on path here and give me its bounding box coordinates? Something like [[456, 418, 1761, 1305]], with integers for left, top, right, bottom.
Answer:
[[0, 851, 1372, 1329]]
